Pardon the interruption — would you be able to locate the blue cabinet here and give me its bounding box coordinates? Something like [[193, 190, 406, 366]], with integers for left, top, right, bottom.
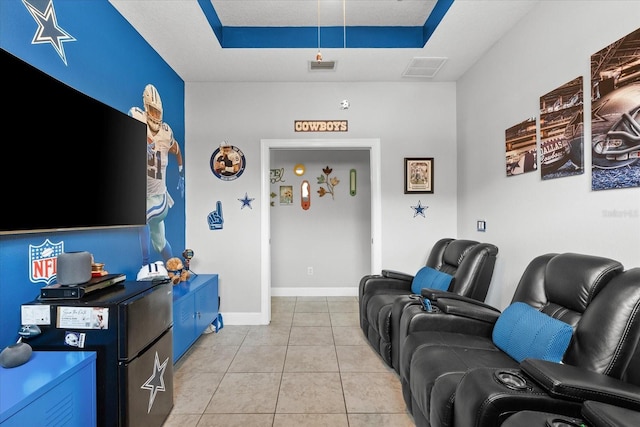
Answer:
[[172, 274, 219, 363], [0, 351, 97, 426]]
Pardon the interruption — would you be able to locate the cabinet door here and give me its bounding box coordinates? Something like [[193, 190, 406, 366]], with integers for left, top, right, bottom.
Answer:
[[194, 281, 218, 334], [1, 355, 96, 427], [122, 329, 173, 427], [173, 293, 195, 363]]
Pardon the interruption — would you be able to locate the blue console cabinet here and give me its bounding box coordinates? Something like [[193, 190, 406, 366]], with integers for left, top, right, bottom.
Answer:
[[172, 274, 219, 363], [0, 351, 97, 426]]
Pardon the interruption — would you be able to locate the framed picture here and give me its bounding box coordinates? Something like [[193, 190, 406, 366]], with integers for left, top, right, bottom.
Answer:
[[404, 157, 434, 194], [279, 185, 293, 205]]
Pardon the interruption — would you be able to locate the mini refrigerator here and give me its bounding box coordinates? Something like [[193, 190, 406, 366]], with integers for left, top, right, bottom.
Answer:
[[24, 280, 174, 427]]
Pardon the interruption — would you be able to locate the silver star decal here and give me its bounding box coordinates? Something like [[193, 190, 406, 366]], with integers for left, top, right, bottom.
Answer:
[[239, 192, 255, 209], [23, 0, 76, 65], [140, 351, 168, 413], [411, 200, 428, 218]]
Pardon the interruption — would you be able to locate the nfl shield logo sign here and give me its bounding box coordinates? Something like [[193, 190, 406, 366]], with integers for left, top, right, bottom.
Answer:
[[30, 239, 64, 285]]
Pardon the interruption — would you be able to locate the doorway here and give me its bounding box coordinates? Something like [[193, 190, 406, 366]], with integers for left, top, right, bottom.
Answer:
[[261, 139, 382, 324]]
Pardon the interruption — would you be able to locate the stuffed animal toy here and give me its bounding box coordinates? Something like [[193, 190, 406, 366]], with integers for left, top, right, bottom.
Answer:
[[165, 257, 190, 284]]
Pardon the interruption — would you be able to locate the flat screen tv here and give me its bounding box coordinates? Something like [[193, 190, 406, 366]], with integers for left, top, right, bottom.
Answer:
[[0, 48, 147, 235]]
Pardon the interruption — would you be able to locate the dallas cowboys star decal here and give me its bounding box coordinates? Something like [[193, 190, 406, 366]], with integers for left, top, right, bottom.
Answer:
[[23, 0, 76, 65], [239, 193, 255, 209], [411, 200, 428, 218], [140, 351, 169, 414]]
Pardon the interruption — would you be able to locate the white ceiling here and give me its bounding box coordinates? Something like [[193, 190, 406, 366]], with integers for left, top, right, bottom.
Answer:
[[109, 0, 540, 83]]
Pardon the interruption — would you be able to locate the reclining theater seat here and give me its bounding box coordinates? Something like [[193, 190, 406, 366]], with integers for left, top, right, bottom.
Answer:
[[358, 238, 498, 369], [501, 399, 640, 427], [397, 252, 557, 392], [399, 252, 624, 427], [452, 266, 640, 427], [359, 237, 453, 332]]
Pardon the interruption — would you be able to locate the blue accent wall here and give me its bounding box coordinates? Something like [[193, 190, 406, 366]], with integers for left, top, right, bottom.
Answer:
[[0, 0, 185, 348]]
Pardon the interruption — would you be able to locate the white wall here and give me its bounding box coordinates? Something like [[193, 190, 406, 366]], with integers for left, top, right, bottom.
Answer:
[[270, 149, 371, 292], [184, 3, 640, 325], [456, 1, 640, 310], [185, 82, 458, 323]]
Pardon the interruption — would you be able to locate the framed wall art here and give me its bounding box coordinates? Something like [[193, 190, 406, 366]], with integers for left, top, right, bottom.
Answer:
[[505, 117, 537, 177], [210, 141, 246, 181], [590, 26, 640, 190], [539, 76, 584, 180], [279, 185, 293, 205], [404, 157, 434, 194]]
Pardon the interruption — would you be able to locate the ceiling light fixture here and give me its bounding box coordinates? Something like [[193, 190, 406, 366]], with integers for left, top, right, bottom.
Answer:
[[316, 0, 322, 62], [309, 0, 337, 71]]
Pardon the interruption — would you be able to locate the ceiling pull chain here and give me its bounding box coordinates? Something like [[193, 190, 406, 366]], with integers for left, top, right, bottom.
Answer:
[[343, 0, 346, 49], [316, 0, 322, 61]]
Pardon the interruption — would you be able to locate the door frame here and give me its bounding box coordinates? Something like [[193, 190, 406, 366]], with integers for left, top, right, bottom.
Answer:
[[260, 138, 382, 324]]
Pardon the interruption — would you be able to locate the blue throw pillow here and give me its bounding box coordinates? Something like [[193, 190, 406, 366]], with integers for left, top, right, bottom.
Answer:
[[492, 302, 573, 363], [411, 266, 453, 294]]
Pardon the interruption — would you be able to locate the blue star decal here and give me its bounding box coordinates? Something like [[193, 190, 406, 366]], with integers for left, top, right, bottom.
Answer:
[[140, 351, 168, 414], [23, 0, 76, 65], [239, 193, 255, 209], [411, 200, 428, 218]]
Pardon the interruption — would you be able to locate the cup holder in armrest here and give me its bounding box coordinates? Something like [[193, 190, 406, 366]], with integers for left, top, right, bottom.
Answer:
[[494, 370, 532, 391], [545, 416, 585, 427], [408, 294, 441, 313]]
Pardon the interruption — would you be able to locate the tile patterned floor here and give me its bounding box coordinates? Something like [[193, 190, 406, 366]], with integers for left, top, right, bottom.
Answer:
[[163, 296, 415, 427]]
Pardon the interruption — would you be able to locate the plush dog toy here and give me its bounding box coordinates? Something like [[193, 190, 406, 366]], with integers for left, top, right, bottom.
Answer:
[[165, 257, 190, 284]]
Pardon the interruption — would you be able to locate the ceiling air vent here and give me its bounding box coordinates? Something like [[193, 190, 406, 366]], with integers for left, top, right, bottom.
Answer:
[[402, 57, 447, 78], [309, 60, 337, 71]]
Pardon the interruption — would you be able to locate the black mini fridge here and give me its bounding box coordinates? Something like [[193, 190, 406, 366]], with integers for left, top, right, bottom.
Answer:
[[25, 280, 174, 427]]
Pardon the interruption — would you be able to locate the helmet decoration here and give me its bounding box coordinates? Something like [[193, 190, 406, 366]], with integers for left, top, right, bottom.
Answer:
[[143, 84, 163, 133], [591, 82, 640, 169]]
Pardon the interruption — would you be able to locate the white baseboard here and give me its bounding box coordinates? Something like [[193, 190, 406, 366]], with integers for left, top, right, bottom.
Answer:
[[219, 312, 269, 326]]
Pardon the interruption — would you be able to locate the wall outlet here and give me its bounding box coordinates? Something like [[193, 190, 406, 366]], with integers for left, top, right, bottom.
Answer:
[[477, 220, 486, 232], [307, 267, 313, 275]]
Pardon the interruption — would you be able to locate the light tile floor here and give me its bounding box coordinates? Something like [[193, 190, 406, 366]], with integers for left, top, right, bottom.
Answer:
[[163, 296, 415, 427]]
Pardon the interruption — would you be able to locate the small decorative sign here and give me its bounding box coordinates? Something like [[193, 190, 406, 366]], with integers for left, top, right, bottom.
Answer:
[[349, 169, 357, 196], [270, 168, 285, 183], [57, 306, 109, 330], [294, 120, 348, 132]]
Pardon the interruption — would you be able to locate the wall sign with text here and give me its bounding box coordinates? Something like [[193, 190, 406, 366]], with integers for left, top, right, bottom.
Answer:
[[294, 120, 348, 132]]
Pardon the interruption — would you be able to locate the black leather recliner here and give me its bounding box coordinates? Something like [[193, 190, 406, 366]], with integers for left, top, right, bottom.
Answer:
[[451, 270, 640, 427], [358, 238, 498, 370], [399, 252, 625, 427], [501, 400, 640, 427], [398, 253, 557, 404]]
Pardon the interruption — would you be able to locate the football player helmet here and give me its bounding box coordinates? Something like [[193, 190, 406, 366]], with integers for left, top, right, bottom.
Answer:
[[65, 332, 79, 347], [591, 82, 640, 169], [137, 261, 169, 281], [143, 84, 163, 133]]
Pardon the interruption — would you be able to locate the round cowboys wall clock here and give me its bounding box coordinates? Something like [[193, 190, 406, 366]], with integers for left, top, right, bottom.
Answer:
[[210, 142, 246, 181]]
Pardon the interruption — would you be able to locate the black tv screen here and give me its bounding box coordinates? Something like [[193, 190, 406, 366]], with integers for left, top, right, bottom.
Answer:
[[0, 48, 147, 235]]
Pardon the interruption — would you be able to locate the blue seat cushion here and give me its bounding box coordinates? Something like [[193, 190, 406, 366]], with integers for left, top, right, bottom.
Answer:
[[410, 266, 454, 294], [492, 302, 573, 363]]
